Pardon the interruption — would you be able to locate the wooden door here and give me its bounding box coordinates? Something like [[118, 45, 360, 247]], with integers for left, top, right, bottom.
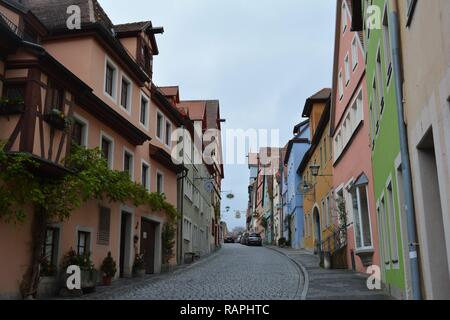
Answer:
[[140, 219, 156, 274], [119, 213, 129, 278]]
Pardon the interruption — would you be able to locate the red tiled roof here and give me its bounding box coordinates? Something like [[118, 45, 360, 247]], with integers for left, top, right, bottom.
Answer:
[[177, 101, 207, 121], [115, 21, 151, 33], [159, 86, 179, 98]]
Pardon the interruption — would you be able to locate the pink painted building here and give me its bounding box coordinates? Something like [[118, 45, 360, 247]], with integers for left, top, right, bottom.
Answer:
[[329, 0, 380, 272], [0, 0, 190, 298]]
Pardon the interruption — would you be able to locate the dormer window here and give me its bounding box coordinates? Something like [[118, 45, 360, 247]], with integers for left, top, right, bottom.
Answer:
[[138, 38, 153, 77]]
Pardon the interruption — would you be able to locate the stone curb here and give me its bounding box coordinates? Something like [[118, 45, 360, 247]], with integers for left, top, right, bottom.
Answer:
[[266, 246, 309, 301], [172, 248, 222, 274]]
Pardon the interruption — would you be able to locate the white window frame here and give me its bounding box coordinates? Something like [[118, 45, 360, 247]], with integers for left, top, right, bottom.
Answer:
[[338, 70, 344, 100], [156, 170, 165, 194], [76, 226, 93, 256], [122, 147, 135, 181], [165, 119, 173, 148], [73, 113, 89, 147], [184, 179, 193, 201], [375, 44, 385, 112], [344, 53, 351, 86], [376, 201, 388, 272], [119, 73, 133, 114], [104, 56, 118, 102], [382, 3, 393, 86], [379, 193, 391, 270], [351, 36, 359, 71], [352, 184, 374, 250], [183, 217, 192, 241], [141, 159, 150, 191], [139, 92, 150, 129], [342, 1, 348, 33], [156, 110, 164, 142], [100, 131, 115, 169], [386, 177, 400, 269]]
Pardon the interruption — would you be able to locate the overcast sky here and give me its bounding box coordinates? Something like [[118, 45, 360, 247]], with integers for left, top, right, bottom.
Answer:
[[100, 0, 336, 231]]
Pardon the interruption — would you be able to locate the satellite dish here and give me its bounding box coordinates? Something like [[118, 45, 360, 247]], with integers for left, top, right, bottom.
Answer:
[[226, 193, 235, 199]]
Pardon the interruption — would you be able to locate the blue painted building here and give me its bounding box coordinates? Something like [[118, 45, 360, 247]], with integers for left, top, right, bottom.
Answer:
[[283, 120, 310, 249]]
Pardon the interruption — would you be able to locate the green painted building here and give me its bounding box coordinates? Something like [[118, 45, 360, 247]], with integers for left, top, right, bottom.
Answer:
[[356, 0, 411, 299]]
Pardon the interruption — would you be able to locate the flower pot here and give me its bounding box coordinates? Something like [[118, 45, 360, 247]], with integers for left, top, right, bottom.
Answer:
[[102, 275, 113, 286], [133, 269, 146, 278], [44, 112, 67, 131], [80, 269, 97, 294]]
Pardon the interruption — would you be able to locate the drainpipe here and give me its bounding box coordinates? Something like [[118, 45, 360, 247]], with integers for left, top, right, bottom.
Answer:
[[177, 168, 188, 265], [388, 0, 422, 300], [177, 125, 189, 265]]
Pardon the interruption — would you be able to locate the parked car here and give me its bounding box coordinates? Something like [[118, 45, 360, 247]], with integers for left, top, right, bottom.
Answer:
[[247, 233, 263, 246], [236, 235, 242, 243], [240, 232, 249, 245], [224, 236, 234, 244]]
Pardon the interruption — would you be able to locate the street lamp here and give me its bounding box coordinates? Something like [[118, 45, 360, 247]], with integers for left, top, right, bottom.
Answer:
[[310, 164, 320, 177], [309, 164, 332, 177]]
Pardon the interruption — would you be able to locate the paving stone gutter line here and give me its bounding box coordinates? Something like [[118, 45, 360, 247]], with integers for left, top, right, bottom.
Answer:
[[266, 246, 309, 300]]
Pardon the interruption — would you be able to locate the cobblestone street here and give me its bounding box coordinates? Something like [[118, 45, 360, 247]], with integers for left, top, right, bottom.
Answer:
[[78, 244, 304, 300]]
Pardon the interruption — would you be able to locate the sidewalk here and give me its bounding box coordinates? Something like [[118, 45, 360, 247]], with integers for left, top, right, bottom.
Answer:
[[268, 246, 392, 300], [56, 249, 222, 300]]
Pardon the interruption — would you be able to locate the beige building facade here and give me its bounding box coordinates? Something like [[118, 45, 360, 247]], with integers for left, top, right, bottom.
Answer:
[[397, 0, 450, 299]]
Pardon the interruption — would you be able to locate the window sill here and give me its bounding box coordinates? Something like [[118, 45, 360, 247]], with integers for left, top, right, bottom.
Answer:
[[355, 247, 375, 267]]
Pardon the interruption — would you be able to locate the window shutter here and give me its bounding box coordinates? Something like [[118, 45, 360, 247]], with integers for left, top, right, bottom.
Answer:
[[97, 207, 111, 245]]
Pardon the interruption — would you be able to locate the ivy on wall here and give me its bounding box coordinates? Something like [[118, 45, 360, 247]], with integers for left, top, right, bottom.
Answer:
[[0, 143, 178, 298], [0, 143, 178, 223]]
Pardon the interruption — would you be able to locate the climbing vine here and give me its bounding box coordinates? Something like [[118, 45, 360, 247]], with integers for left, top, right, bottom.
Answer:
[[0, 143, 178, 223], [0, 143, 178, 298], [161, 223, 176, 264]]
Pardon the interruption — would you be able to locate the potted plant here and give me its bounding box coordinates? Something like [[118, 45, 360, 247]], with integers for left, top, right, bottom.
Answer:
[[133, 253, 146, 277], [44, 108, 71, 130], [0, 97, 25, 115], [100, 252, 117, 286], [161, 223, 175, 273], [59, 249, 98, 295]]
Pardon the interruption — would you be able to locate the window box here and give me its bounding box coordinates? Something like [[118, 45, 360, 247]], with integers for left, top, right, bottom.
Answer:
[[44, 109, 70, 131], [0, 99, 25, 116]]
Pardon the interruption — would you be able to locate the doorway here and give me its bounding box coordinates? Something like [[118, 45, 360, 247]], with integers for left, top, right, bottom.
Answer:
[[119, 211, 132, 278], [417, 128, 450, 298], [313, 207, 321, 254], [141, 218, 157, 274]]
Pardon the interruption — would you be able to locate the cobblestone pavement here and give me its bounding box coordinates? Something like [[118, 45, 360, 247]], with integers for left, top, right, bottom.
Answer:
[[78, 244, 304, 300], [268, 247, 392, 300]]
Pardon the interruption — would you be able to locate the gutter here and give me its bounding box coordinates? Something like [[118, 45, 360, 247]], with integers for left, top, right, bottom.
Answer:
[[388, 0, 422, 300]]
